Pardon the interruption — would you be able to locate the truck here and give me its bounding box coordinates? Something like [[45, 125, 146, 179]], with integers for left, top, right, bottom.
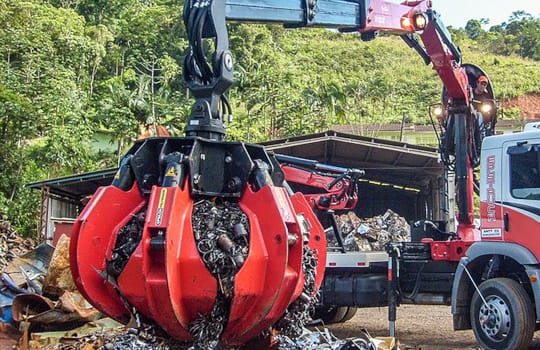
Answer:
[[280, 95, 540, 350], [301, 122, 540, 350], [450, 122, 540, 349], [69, 0, 540, 349]]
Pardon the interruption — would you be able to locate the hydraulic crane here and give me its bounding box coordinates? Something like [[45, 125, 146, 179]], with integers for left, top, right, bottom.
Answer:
[[182, 0, 493, 257], [70, 0, 496, 348]]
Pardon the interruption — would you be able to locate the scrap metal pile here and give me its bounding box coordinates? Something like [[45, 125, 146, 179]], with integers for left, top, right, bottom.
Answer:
[[0, 229, 103, 349], [0, 217, 394, 349], [0, 237, 381, 350], [0, 218, 35, 270], [332, 210, 411, 251], [36, 326, 379, 350]]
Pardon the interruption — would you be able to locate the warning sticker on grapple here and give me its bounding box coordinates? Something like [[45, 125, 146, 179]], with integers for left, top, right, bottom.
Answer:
[[165, 166, 176, 177], [155, 188, 167, 225], [481, 228, 502, 238]]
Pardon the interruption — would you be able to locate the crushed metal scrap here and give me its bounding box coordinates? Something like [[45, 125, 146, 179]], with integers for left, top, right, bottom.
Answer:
[[33, 326, 385, 350], [0, 220, 54, 326], [0, 219, 35, 271], [332, 210, 410, 252], [13, 291, 101, 331], [33, 326, 188, 350], [0, 232, 94, 348]]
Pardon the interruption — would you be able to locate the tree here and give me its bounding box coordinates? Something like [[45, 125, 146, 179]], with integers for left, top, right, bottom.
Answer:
[[0, 0, 103, 234], [465, 19, 485, 40], [1, 0, 540, 236]]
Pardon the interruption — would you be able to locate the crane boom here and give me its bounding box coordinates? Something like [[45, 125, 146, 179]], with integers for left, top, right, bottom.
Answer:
[[226, 0, 468, 101], [225, 0, 364, 27]]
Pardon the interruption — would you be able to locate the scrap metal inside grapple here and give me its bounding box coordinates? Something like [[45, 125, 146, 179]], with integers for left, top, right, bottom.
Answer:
[[69, 137, 327, 348]]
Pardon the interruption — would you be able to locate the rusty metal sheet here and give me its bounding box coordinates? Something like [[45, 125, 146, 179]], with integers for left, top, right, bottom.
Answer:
[[12, 292, 100, 331], [3, 244, 54, 291]]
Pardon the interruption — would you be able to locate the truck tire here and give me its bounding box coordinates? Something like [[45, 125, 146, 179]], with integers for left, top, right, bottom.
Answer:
[[470, 278, 534, 350], [312, 306, 349, 324], [340, 307, 358, 322]]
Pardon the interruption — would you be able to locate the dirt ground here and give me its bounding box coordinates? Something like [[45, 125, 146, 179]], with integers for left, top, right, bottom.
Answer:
[[327, 304, 540, 350], [1, 305, 540, 349]]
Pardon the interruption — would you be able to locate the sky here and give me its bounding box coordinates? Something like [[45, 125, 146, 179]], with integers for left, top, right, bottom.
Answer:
[[430, 0, 540, 28]]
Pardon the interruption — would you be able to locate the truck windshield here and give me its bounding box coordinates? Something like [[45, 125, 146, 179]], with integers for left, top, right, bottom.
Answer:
[[510, 145, 540, 200]]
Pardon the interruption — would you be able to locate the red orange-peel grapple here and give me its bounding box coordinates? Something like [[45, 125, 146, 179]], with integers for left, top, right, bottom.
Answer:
[[70, 137, 327, 347]]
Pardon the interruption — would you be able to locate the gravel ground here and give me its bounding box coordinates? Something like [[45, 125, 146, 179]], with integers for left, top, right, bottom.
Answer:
[[4, 304, 540, 349], [327, 304, 540, 350]]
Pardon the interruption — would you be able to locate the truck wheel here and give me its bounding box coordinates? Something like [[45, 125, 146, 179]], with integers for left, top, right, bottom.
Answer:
[[341, 307, 358, 322], [470, 278, 534, 350], [312, 306, 348, 324]]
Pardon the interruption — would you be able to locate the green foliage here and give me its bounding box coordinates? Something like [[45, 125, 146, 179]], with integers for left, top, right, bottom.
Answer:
[[227, 28, 444, 139], [501, 107, 523, 121], [476, 11, 540, 61], [1, 1, 540, 237], [465, 19, 485, 40]]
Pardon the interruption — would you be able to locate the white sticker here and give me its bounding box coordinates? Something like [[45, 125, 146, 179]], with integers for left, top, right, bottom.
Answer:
[[374, 15, 386, 25], [481, 228, 502, 238]]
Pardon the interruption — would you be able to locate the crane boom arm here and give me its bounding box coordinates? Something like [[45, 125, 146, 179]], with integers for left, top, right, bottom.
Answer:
[[225, 0, 364, 28], [183, 0, 470, 135], [222, 0, 469, 102]]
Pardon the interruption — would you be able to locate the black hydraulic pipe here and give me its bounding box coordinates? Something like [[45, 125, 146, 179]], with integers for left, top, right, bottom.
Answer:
[[328, 211, 347, 253], [400, 34, 431, 66], [275, 154, 355, 174]]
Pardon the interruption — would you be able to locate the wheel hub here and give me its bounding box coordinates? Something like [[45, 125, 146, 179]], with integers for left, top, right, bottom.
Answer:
[[478, 295, 511, 341]]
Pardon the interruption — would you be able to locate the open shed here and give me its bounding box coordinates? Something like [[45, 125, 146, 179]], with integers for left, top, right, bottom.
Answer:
[[27, 131, 452, 243], [27, 168, 118, 244], [262, 131, 452, 223]]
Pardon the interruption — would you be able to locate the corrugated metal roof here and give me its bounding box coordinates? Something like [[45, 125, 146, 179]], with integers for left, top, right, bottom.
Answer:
[[26, 168, 118, 200], [27, 131, 443, 199], [262, 130, 442, 191]]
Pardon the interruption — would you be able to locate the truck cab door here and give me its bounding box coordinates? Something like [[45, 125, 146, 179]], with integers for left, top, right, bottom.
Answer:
[[499, 140, 540, 254]]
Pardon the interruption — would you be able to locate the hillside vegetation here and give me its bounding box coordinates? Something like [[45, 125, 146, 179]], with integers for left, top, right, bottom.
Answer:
[[1, 0, 540, 234]]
